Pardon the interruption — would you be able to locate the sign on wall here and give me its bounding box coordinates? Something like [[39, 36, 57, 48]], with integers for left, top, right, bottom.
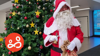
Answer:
[[93, 10, 100, 35]]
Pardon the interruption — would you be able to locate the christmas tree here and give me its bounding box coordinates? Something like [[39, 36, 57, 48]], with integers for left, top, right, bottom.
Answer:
[[0, 0, 54, 56]]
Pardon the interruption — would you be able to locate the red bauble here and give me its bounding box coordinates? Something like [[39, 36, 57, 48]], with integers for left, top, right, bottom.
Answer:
[[5, 28, 7, 30], [50, 9, 53, 12], [37, 3, 39, 5], [26, 0, 29, 1], [10, 12, 12, 14], [16, 6, 19, 8], [13, 4, 14, 6], [8, 51, 11, 55], [52, 5, 54, 7], [9, 16, 12, 19], [40, 45, 43, 49], [24, 16, 27, 20], [0, 43, 2, 45], [36, 15, 39, 18], [4, 37, 6, 40]]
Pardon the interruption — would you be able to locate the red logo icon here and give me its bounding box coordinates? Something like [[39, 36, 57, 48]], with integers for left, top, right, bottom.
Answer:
[[5, 33, 24, 52]]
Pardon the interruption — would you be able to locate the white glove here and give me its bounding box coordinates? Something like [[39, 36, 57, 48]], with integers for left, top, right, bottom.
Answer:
[[67, 41, 76, 51], [49, 35, 58, 42]]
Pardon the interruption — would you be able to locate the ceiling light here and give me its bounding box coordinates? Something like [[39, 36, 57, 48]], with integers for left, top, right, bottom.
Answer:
[[93, 0, 100, 3], [77, 8, 90, 11], [71, 5, 80, 9]]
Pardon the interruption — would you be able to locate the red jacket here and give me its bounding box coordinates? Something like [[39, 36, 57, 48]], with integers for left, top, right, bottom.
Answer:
[[42, 17, 84, 56]]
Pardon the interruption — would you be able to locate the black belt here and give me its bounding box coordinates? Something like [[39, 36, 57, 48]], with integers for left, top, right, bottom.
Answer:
[[52, 46, 63, 53]]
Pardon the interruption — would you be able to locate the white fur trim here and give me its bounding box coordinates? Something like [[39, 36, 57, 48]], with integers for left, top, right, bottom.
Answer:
[[72, 37, 82, 51], [53, 1, 71, 18], [72, 19, 81, 26], [44, 35, 52, 47], [44, 20, 57, 35], [59, 30, 68, 48]]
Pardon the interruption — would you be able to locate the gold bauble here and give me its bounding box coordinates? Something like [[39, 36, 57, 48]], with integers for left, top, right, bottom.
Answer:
[[26, 24, 29, 28], [18, 12, 20, 15], [29, 2, 31, 4], [17, 27, 19, 30], [2, 54, 4, 56], [43, 7, 45, 10], [42, 16, 44, 18], [28, 46, 31, 50], [39, 32, 42, 34], [1, 45, 3, 48], [14, 4, 17, 6]]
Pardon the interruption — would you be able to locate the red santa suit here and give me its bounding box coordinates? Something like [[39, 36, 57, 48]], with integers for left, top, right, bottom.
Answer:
[[42, 0, 84, 56]]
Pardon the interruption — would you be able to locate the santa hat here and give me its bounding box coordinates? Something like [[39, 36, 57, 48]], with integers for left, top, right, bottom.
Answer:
[[53, 0, 71, 18]]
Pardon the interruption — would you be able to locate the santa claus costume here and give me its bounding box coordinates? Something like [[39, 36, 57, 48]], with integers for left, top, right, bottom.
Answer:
[[42, 0, 84, 56]]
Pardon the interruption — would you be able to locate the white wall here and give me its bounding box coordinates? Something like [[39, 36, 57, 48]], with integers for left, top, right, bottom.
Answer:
[[74, 10, 90, 37], [0, 12, 6, 33]]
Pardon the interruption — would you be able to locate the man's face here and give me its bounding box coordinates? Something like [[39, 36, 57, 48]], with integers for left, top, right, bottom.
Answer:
[[59, 4, 69, 12]]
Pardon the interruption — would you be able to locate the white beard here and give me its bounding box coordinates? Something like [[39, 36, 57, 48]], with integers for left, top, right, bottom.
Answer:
[[55, 10, 73, 30]]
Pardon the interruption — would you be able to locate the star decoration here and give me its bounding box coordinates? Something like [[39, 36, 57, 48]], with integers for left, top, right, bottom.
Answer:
[[38, 5, 41, 9], [15, 0, 18, 3], [37, 0, 41, 1], [35, 10, 41, 16], [12, 11, 16, 16], [30, 22, 35, 28], [0, 37, 3, 42], [34, 29, 39, 35]]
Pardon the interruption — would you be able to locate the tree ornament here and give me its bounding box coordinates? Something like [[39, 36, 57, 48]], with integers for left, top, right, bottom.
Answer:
[[0, 43, 2, 45], [36, 15, 39, 18], [38, 5, 41, 9], [26, 24, 29, 28], [1, 45, 3, 48], [2, 53, 4, 56], [0, 37, 3, 42], [26, 0, 29, 2], [46, 0, 49, 1], [37, 0, 41, 1], [50, 9, 53, 12], [14, 4, 17, 6], [40, 45, 43, 49], [12, 51, 14, 53], [16, 6, 19, 8], [29, 2, 31, 4], [9, 16, 12, 19], [12, 11, 16, 16], [42, 16, 44, 18], [28, 46, 31, 50], [17, 27, 20, 30], [8, 51, 11, 55], [15, 0, 18, 3], [18, 12, 20, 15], [43, 7, 45, 10], [24, 16, 27, 20], [37, 3, 39, 5], [10, 12, 12, 14], [13, 4, 14, 6], [39, 32, 42, 34], [34, 29, 39, 35], [30, 22, 35, 28], [5, 28, 7, 30], [35, 10, 41, 16], [4, 37, 6, 40]]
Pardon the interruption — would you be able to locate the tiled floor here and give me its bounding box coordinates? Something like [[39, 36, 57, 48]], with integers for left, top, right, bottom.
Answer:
[[77, 37, 100, 54]]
